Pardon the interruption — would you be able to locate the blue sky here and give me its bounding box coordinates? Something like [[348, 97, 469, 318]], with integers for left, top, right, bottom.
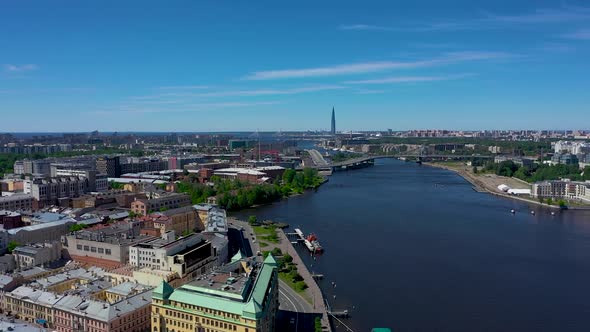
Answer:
[[1, 0, 590, 132]]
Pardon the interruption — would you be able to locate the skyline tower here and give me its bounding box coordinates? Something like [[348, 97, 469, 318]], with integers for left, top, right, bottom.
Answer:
[[331, 107, 336, 135]]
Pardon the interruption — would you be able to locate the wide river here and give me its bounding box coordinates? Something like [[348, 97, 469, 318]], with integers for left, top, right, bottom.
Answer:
[[235, 159, 590, 331]]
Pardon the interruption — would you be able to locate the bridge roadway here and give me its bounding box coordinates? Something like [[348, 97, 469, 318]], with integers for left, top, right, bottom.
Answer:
[[303, 154, 493, 169], [306, 149, 329, 167]]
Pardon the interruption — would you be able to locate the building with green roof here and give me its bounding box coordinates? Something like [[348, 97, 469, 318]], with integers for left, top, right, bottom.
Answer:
[[151, 255, 279, 332]]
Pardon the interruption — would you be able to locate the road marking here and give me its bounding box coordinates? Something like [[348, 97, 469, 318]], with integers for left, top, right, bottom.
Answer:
[[279, 289, 299, 332], [280, 283, 309, 313]]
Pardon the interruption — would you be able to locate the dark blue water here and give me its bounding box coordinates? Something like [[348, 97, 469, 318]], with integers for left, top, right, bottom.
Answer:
[[235, 159, 590, 332]]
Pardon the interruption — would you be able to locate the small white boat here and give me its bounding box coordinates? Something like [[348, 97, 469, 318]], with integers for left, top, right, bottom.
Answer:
[[530, 210, 535, 215], [510, 209, 515, 214], [551, 211, 556, 216]]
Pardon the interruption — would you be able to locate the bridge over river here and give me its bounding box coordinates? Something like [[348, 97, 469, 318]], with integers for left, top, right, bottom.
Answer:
[[302, 149, 493, 171]]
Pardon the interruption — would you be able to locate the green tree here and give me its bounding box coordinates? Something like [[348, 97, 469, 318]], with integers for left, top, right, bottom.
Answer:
[[315, 317, 322, 332], [472, 166, 478, 174], [282, 253, 293, 263], [546, 198, 554, 205], [558, 199, 567, 208], [7, 241, 20, 253], [248, 215, 258, 225], [69, 224, 89, 232], [282, 169, 296, 185]]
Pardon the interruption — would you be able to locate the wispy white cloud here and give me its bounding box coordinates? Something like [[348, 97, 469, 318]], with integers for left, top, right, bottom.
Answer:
[[156, 85, 209, 90], [92, 101, 282, 115], [193, 85, 345, 97], [339, 24, 395, 31], [535, 43, 575, 53], [244, 52, 512, 80], [129, 85, 344, 101], [4, 64, 38, 72], [562, 29, 590, 40], [485, 7, 590, 24], [344, 74, 473, 85], [340, 6, 590, 32], [354, 89, 385, 94]]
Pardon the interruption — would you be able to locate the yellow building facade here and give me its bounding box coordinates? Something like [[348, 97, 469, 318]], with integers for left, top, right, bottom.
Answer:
[[151, 255, 279, 332]]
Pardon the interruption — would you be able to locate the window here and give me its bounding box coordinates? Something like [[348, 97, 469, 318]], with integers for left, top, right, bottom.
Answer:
[[84, 246, 89, 251], [105, 249, 112, 255], [91, 247, 97, 253], [98, 248, 104, 254], [77, 244, 82, 250]]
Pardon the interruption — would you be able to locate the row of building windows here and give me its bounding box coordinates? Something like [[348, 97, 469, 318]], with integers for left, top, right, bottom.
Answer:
[[76, 244, 112, 255], [165, 302, 240, 321], [160, 318, 239, 332]]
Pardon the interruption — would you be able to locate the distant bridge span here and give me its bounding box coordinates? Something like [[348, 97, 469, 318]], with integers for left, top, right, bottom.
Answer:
[[301, 154, 493, 170]]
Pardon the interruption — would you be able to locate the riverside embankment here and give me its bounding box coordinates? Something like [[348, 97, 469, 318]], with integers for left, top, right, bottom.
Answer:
[[423, 161, 566, 209]]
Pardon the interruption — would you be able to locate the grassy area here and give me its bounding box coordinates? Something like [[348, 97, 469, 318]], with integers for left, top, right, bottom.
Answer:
[[278, 271, 312, 304], [258, 241, 269, 248], [252, 225, 279, 243]]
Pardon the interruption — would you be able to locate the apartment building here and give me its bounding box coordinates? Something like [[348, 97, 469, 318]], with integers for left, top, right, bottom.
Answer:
[[63, 221, 156, 269], [151, 205, 198, 235], [0, 194, 34, 211], [130, 193, 191, 216], [13, 241, 62, 269], [532, 180, 590, 203], [25, 176, 89, 207], [129, 233, 216, 278]]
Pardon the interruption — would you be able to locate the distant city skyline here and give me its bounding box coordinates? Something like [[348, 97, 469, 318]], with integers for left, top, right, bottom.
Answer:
[[1, 1, 590, 132]]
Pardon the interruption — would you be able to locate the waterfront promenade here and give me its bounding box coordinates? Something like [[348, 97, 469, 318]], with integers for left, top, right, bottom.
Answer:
[[277, 229, 333, 331], [228, 217, 332, 331]]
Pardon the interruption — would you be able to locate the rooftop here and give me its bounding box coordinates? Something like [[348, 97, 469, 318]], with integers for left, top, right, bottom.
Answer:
[[53, 289, 152, 322], [0, 194, 33, 202], [0, 210, 21, 217], [183, 270, 251, 301], [204, 207, 227, 233], [214, 168, 266, 176], [156, 256, 277, 319], [7, 218, 75, 235]]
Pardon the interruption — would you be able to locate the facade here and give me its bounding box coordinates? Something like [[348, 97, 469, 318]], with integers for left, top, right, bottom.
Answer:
[[152, 206, 198, 235], [96, 156, 121, 178], [13, 241, 62, 269], [25, 177, 89, 207], [129, 233, 216, 278], [532, 181, 567, 199], [13, 160, 25, 175], [52, 290, 152, 332], [532, 180, 590, 203], [52, 166, 107, 192], [7, 219, 76, 245], [551, 153, 579, 165], [13, 159, 51, 176], [0, 210, 25, 229], [3, 286, 62, 325], [120, 159, 168, 174], [151, 255, 279, 332], [14, 160, 52, 176], [0, 194, 34, 211], [2, 281, 152, 332], [63, 221, 156, 268], [130, 193, 191, 216]]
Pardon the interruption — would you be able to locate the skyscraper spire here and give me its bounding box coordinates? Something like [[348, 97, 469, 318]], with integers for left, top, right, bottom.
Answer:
[[331, 107, 336, 135]]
